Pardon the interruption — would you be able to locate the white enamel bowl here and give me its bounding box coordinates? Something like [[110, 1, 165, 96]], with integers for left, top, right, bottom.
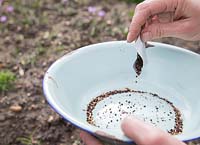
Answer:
[[43, 41, 200, 144]]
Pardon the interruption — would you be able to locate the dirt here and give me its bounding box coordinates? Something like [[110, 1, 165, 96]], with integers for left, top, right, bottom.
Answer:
[[0, 0, 200, 145]]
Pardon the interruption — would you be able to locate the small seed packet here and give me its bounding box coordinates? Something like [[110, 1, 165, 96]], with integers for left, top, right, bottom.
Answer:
[[134, 36, 147, 65]]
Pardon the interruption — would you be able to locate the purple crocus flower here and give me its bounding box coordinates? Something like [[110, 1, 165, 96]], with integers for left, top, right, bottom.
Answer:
[[0, 0, 4, 5], [0, 16, 7, 23], [98, 10, 106, 17], [88, 6, 96, 14], [6, 5, 14, 12]]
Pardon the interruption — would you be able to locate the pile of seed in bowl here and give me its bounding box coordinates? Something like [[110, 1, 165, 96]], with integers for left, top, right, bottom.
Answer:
[[86, 88, 183, 135]]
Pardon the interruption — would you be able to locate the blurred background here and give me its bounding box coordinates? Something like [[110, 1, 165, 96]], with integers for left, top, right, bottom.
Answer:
[[0, 0, 200, 145]]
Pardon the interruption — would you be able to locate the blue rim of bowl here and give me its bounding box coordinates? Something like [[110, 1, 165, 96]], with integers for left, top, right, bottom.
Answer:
[[43, 41, 200, 143]]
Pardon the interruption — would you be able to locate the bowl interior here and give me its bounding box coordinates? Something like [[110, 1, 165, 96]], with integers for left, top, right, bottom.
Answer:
[[43, 41, 200, 142]]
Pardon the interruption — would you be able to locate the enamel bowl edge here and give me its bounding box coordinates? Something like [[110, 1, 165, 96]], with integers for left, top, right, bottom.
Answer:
[[43, 41, 200, 144]]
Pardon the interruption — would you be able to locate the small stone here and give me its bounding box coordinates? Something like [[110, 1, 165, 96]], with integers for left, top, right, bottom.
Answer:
[[58, 41, 62, 45], [106, 20, 112, 25], [10, 105, 22, 112], [27, 93, 31, 97], [17, 26, 22, 31], [20, 59, 26, 65], [64, 21, 70, 26], [48, 115, 54, 122], [5, 36, 11, 41], [42, 100, 45, 104], [30, 104, 37, 110], [72, 140, 81, 145], [17, 34, 24, 41], [13, 65, 18, 70], [70, 135, 75, 139], [19, 67, 25, 76], [42, 61, 47, 67], [43, 31, 50, 39], [57, 33, 63, 38]]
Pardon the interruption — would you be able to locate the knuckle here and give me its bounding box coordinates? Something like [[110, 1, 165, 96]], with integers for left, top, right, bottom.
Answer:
[[129, 21, 141, 33], [148, 24, 165, 39], [135, 3, 148, 12], [146, 31, 154, 40], [177, 21, 192, 34], [156, 24, 165, 37], [148, 31, 154, 39]]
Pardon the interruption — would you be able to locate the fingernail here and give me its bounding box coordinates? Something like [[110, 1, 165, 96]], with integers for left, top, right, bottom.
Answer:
[[123, 116, 138, 123], [127, 33, 132, 43]]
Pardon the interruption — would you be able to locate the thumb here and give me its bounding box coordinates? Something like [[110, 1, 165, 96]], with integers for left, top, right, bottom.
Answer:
[[121, 116, 185, 145], [141, 20, 188, 41]]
